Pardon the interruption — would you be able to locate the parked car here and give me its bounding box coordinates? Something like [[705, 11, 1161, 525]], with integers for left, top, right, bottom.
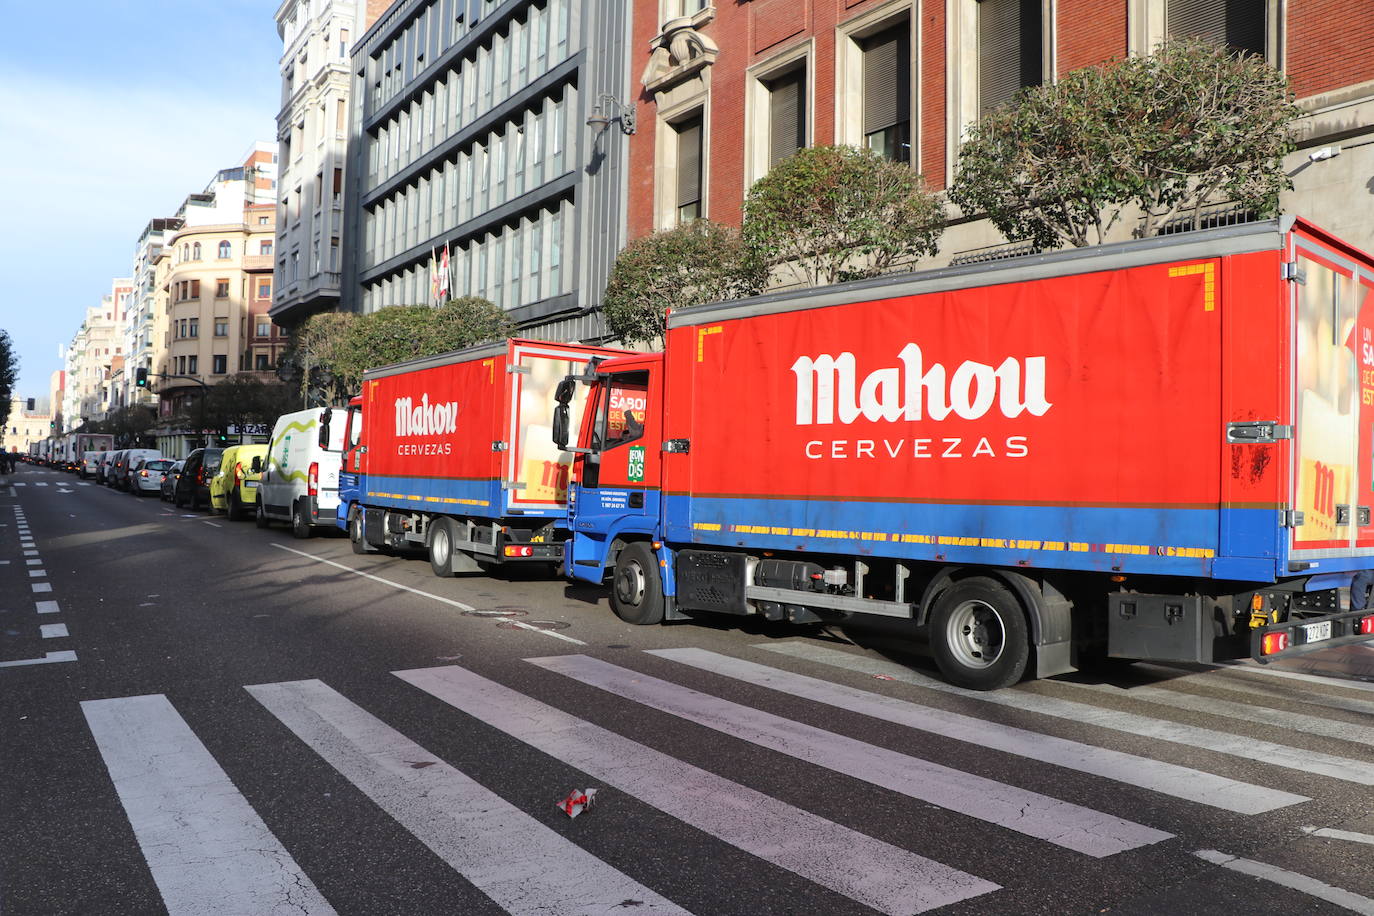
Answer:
[[114, 449, 163, 491], [173, 447, 224, 510], [95, 450, 117, 485], [80, 451, 103, 479], [130, 458, 175, 497], [160, 460, 185, 501], [103, 450, 129, 488], [257, 408, 347, 537], [209, 444, 268, 521]]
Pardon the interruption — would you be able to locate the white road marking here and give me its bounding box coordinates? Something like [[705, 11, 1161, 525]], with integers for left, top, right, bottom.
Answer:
[[78, 482, 92, 486], [247, 678, 687, 915], [1138, 663, 1374, 720], [203, 521, 222, 528], [40, 624, 68, 639], [22, 550, 37, 556], [270, 543, 586, 645], [11, 482, 23, 486], [758, 642, 1374, 786], [27, 570, 45, 578], [1193, 849, 1374, 914], [0, 651, 76, 668], [398, 663, 999, 913], [529, 654, 1171, 857], [1303, 826, 1374, 846], [1065, 678, 1374, 748], [82, 694, 335, 915], [648, 648, 1305, 815], [34, 601, 59, 614], [32, 483, 46, 487], [25, 559, 40, 565], [30, 583, 51, 593]]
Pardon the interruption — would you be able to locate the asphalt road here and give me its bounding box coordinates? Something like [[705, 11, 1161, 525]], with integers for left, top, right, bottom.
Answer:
[[3, 462, 1374, 916]]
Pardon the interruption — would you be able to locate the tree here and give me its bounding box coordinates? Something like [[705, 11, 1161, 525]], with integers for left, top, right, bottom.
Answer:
[[0, 329, 17, 432], [741, 145, 944, 288], [202, 375, 299, 436], [281, 297, 512, 403], [602, 220, 765, 348], [950, 38, 1300, 249]]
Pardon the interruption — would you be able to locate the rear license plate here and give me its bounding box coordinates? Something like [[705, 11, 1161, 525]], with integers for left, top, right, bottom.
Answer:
[[244, 480, 258, 488], [1303, 620, 1332, 643]]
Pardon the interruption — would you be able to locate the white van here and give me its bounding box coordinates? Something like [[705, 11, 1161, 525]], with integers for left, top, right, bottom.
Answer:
[[256, 407, 348, 537], [115, 449, 163, 490], [81, 451, 103, 479]]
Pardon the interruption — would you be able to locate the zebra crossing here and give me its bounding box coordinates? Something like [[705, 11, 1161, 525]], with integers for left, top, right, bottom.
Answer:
[[72, 642, 1374, 915]]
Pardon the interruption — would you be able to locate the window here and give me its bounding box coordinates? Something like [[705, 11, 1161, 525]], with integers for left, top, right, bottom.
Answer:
[[766, 67, 805, 167], [177, 356, 186, 374], [259, 216, 270, 225], [212, 355, 227, 374], [188, 318, 199, 338], [1166, 0, 1267, 56], [190, 279, 201, 298], [218, 240, 231, 259], [599, 371, 649, 450], [182, 243, 190, 260], [214, 319, 228, 337], [978, 0, 1043, 115], [674, 115, 703, 223], [337, 98, 347, 132], [260, 240, 273, 255], [862, 25, 910, 162], [256, 353, 271, 370], [333, 168, 343, 206], [330, 237, 340, 271], [257, 319, 272, 337], [339, 28, 350, 58], [192, 242, 202, 259], [258, 280, 271, 298], [215, 280, 230, 298], [188, 355, 198, 374]]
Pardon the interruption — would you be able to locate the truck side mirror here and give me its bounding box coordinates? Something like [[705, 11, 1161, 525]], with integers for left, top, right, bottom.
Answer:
[[318, 410, 331, 448], [552, 404, 569, 451], [251, 457, 262, 473], [555, 377, 575, 405]]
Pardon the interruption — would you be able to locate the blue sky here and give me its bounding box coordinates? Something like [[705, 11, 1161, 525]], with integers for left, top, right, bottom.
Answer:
[[0, 0, 284, 403]]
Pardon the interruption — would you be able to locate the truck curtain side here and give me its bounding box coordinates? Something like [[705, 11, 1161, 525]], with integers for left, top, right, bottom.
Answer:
[[338, 338, 624, 574], [557, 217, 1374, 689]]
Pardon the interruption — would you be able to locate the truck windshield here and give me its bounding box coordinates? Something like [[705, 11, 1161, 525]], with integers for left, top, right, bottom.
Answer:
[[601, 372, 649, 451]]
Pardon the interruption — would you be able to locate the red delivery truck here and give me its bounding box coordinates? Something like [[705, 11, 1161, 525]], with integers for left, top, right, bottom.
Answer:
[[338, 338, 627, 574], [553, 217, 1374, 689]]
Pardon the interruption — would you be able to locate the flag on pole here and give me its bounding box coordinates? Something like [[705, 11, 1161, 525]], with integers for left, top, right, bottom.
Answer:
[[430, 248, 440, 305], [439, 242, 451, 300]]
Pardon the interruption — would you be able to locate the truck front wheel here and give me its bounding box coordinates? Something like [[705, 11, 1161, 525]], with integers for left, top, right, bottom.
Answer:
[[929, 578, 1030, 690], [610, 542, 665, 625]]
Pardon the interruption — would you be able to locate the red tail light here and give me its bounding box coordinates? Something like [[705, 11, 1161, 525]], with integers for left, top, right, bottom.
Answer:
[[504, 546, 535, 557], [307, 461, 319, 497], [140, 470, 148, 478], [1359, 615, 1374, 636], [1261, 632, 1289, 655], [197, 467, 205, 484], [234, 463, 243, 486]]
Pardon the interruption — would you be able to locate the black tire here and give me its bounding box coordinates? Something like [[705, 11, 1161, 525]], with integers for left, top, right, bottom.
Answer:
[[349, 508, 375, 555], [189, 489, 200, 512], [173, 486, 185, 508], [255, 502, 270, 529], [929, 577, 1030, 691], [291, 500, 312, 539], [609, 542, 665, 625], [428, 517, 457, 577], [227, 493, 244, 522]]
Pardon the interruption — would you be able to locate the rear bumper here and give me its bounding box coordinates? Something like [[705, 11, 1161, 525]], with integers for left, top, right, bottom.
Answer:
[[1250, 608, 1374, 662]]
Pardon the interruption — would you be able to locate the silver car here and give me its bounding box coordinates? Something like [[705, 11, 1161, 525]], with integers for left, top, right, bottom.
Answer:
[[130, 458, 175, 496]]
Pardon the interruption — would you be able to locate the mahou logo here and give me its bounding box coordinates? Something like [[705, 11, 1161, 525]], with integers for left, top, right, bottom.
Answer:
[[791, 343, 1052, 425], [395, 393, 459, 436]]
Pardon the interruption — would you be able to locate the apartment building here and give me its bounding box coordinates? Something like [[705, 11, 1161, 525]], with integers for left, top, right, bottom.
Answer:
[[62, 281, 130, 428], [2, 397, 53, 455], [156, 146, 282, 439], [123, 218, 183, 413], [272, 0, 363, 330], [627, 0, 1374, 260], [340, 0, 633, 341]]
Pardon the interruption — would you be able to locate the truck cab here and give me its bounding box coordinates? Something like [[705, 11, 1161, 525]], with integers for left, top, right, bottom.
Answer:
[[558, 354, 670, 613]]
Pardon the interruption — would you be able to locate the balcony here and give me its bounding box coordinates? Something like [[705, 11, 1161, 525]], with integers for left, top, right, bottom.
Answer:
[[242, 254, 274, 271]]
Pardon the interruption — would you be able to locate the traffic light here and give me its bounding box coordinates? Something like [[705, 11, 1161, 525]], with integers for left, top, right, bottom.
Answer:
[[135, 367, 148, 387]]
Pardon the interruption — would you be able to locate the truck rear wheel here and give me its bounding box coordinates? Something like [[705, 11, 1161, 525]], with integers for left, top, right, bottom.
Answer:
[[428, 517, 457, 577], [929, 578, 1029, 690], [610, 542, 665, 625]]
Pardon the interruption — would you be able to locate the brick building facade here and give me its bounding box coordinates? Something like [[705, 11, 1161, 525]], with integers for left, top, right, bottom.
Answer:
[[627, 0, 1374, 262]]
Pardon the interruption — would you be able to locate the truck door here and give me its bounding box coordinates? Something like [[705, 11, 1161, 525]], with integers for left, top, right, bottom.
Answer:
[[567, 365, 662, 581], [1289, 234, 1374, 562]]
